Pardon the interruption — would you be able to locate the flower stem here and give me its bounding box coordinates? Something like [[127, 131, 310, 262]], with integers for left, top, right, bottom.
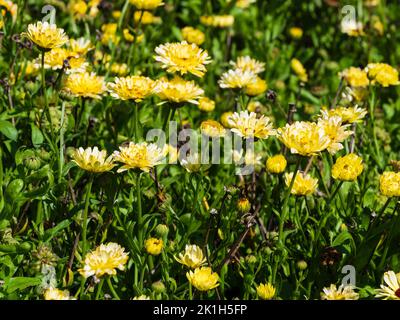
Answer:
[[40, 50, 54, 139], [134, 102, 139, 142], [95, 278, 104, 300], [137, 172, 143, 246], [189, 282, 193, 300], [106, 277, 120, 300]]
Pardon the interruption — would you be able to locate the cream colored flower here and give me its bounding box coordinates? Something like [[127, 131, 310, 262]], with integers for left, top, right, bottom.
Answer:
[[154, 77, 204, 105], [23, 21, 68, 50], [375, 270, 400, 300], [230, 56, 265, 74], [43, 287, 75, 300], [79, 242, 129, 278], [71, 147, 115, 173], [175, 244, 207, 269], [186, 267, 219, 291], [218, 69, 257, 89], [63, 72, 106, 99], [321, 284, 359, 300], [107, 76, 155, 102], [318, 114, 353, 154], [228, 111, 275, 139]]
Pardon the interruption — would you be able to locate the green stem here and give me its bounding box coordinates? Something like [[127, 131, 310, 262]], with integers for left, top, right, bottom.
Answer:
[[106, 277, 120, 300], [58, 102, 66, 183], [40, 50, 54, 139], [95, 278, 105, 300], [134, 102, 139, 142], [137, 172, 143, 246], [189, 282, 193, 300], [81, 174, 94, 257]]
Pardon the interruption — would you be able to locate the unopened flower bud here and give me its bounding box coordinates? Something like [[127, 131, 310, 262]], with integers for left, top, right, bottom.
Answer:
[[24, 156, 41, 170], [237, 198, 251, 213], [297, 260, 308, 270], [151, 280, 166, 294], [155, 224, 169, 238]]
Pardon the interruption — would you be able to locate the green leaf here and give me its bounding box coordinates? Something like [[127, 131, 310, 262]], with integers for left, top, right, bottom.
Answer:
[[43, 219, 72, 242], [0, 120, 17, 141], [31, 123, 44, 146], [332, 231, 355, 250], [5, 277, 42, 293]]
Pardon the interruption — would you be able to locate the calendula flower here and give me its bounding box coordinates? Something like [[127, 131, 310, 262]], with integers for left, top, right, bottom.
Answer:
[[228, 111, 275, 139], [342, 86, 368, 102], [237, 198, 251, 213], [366, 63, 400, 87], [23, 21, 68, 50], [289, 27, 303, 39], [219, 69, 257, 89], [68, 37, 93, 56], [321, 284, 359, 300], [200, 15, 234, 28], [175, 244, 207, 269], [108, 62, 130, 76], [318, 115, 353, 154], [186, 267, 219, 291], [256, 283, 276, 300], [145, 238, 163, 255], [181, 26, 205, 46], [134, 11, 161, 24], [43, 287, 75, 300], [284, 172, 318, 196], [322, 105, 367, 124], [107, 76, 155, 102], [266, 154, 287, 174], [71, 147, 115, 173], [277, 121, 330, 156], [235, 0, 256, 8], [340, 67, 369, 88], [79, 242, 129, 278], [69, 0, 88, 19], [113, 142, 167, 173], [230, 56, 265, 74], [63, 72, 106, 99], [200, 120, 226, 137], [380, 172, 400, 197], [375, 270, 400, 300], [341, 19, 364, 36], [154, 41, 211, 77], [129, 0, 164, 10], [154, 76, 204, 105], [198, 97, 215, 112], [245, 77, 267, 96], [291, 58, 308, 82], [180, 152, 211, 173], [41, 48, 88, 73], [331, 154, 363, 181], [221, 111, 234, 128]]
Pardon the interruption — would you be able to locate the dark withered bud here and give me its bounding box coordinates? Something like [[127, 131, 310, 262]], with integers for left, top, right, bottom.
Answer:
[[266, 90, 277, 102]]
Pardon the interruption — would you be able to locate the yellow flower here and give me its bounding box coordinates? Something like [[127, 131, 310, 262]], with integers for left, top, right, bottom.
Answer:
[[321, 284, 359, 300], [175, 244, 207, 269], [322, 105, 367, 124], [375, 270, 400, 300], [237, 197, 251, 213], [277, 121, 330, 156], [284, 172, 318, 196], [266, 155, 287, 174], [186, 267, 219, 291], [198, 97, 215, 112], [123, 29, 144, 43], [79, 242, 129, 278], [154, 76, 204, 105], [68, 37, 93, 56], [220, 111, 234, 128], [318, 115, 353, 154], [200, 120, 226, 138], [181, 26, 205, 46], [235, 0, 256, 8], [43, 287, 75, 300], [331, 154, 363, 181], [145, 237, 163, 255], [219, 69, 257, 89], [63, 72, 106, 99], [129, 0, 164, 10], [245, 76, 267, 96], [0, 0, 17, 22], [108, 62, 130, 76], [230, 56, 265, 74], [113, 142, 167, 172], [71, 147, 115, 173], [340, 67, 369, 87], [23, 21, 68, 50], [366, 63, 400, 87], [69, 0, 88, 19], [167, 144, 179, 164], [42, 48, 88, 73], [200, 15, 234, 28], [228, 111, 275, 139], [289, 27, 303, 39], [247, 101, 263, 113], [341, 20, 364, 37], [291, 58, 308, 82], [134, 11, 162, 24], [154, 41, 212, 77], [256, 283, 275, 300], [101, 23, 119, 45], [372, 16, 384, 35], [180, 152, 211, 173], [380, 172, 400, 197], [107, 76, 155, 102]]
